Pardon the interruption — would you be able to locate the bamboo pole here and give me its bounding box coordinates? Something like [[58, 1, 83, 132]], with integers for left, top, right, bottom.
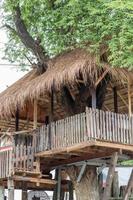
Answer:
[[33, 99, 38, 129], [128, 77, 132, 116]]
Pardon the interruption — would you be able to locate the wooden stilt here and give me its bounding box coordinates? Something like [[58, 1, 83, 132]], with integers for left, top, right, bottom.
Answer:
[[112, 171, 119, 198], [22, 182, 27, 200], [102, 152, 118, 200], [68, 181, 74, 200], [128, 78, 132, 116], [0, 186, 4, 200], [57, 168, 61, 200], [33, 99, 38, 129], [8, 178, 14, 200], [90, 87, 96, 108], [53, 169, 59, 200], [123, 169, 133, 200], [22, 190, 27, 200], [98, 172, 103, 198]]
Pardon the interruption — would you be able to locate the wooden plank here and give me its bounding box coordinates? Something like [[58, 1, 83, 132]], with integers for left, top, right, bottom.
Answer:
[[13, 175, 57, 185], [123, 169, 133, 200], [102, 152, 118, 200]]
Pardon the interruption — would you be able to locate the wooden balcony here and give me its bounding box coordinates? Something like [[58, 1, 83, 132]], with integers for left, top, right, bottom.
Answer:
[[1, 107, 133, 178], [33, 108, 133, 168], [35, 107, 133, 151]]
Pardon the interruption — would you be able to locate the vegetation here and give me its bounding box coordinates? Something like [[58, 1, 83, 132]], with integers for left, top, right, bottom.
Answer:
[[1, 0, 133, 70]]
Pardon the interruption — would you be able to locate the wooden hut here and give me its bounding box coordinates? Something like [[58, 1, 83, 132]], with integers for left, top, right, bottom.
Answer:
[[0, 49, 133, 200]]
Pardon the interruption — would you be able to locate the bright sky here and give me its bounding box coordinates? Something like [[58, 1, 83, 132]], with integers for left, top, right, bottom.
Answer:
[[0, 3, 26, 93], [0, 24, 26, 93]]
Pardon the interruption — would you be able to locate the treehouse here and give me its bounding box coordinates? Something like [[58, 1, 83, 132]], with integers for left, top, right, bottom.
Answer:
[[0, 49, 133, 200]]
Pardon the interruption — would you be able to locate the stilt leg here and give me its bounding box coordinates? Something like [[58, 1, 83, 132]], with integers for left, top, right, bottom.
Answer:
[[8, 178, 14, 200]]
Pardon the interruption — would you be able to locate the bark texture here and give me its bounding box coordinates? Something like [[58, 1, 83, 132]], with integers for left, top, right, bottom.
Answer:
[[66, 166, 100, 200]]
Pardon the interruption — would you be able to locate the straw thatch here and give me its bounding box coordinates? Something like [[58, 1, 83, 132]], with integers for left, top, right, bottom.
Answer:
[[0, 48, 133, 119]]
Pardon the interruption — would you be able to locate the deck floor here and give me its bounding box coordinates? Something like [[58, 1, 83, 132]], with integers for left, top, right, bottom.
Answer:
[[36, 140, 133, 171]]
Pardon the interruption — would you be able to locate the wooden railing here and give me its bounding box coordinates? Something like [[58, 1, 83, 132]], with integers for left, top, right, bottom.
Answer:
[[35, 108, 133, 152], [13, 145, 34, 172], [0, 146, 13, 178]]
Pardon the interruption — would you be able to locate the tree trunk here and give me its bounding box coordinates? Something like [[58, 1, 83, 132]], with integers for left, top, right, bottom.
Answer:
[[66, 166, 100, 200]]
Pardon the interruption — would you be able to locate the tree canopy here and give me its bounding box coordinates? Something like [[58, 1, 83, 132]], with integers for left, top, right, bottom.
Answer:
[[1, 0, 133, 70]]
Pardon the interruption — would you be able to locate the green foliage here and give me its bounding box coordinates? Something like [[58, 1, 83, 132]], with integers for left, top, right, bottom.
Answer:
[[121, 160, 133, 166], [1, 0, 133, 68]]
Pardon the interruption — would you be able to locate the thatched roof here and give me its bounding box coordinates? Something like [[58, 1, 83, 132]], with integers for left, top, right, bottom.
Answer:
[[0, 48, 133, 119]]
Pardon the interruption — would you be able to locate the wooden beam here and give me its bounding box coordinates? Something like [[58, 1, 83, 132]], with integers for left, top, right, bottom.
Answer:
[[33, 99, 38, 129], [77, 163, 87, 183], [95, 69, 109, 87], [102, 152, 118, 200], [13, 176, 56, 185], [15, 107, 19, 131], [90, 87, 96, 108], [123, 169, 133, 200], [128, 78, 132, 116], [117, 91, 128, 109], [113, 87, 118, 113]]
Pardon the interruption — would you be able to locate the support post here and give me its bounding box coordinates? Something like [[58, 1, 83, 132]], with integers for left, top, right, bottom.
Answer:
[[57, 168, 61, 200], [128, 78, 132, 116], [53, 168, 61, 200], [22, 190, 27, 200], [112, 171, 119, 198], [90, 87, 96, 108], [123, 169, 133, 200], [15, 107, 19, 131], [33, 99, 38, 129], [113, 87, 118, 113], [68, 181, 74, 200], [22, 182, 27, 200], [102, 152, 118, 200], [0, 186, 4, 200], [8, 178, 14, 200]]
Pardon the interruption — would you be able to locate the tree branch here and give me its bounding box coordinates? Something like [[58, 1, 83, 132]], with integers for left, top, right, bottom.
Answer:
[[12, 5, 48, 70]]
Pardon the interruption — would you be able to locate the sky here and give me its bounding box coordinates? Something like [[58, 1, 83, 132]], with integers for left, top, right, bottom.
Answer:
[[0, 27, 26, 93]]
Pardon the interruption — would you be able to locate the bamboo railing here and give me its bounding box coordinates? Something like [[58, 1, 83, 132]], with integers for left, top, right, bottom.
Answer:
[[0, 133, 35, 178], [0, 147, 13, 178], [35, 107, 133, 152]]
